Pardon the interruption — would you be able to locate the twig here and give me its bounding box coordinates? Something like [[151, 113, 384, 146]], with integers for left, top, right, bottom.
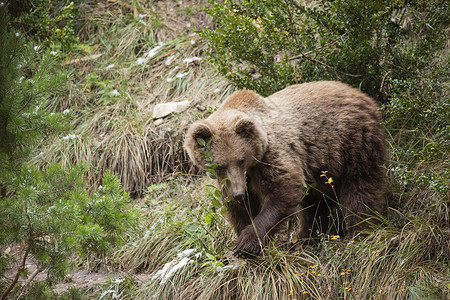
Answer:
[[294, 49, 361, 78], [63, 53, 103, 65], [1, 246, 29, 300], [288, 34, 346, 61], [17, 267, 44, 299]]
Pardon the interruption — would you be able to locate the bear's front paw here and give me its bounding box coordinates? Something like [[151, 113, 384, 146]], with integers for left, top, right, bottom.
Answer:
[[233, 226, 263, 258]]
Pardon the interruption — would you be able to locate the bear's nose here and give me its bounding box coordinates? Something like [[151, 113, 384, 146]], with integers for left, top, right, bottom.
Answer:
[[232, 191, 245, 200]]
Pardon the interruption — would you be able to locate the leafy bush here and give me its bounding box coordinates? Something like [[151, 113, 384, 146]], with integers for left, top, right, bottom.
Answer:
[[10, 0, 80, 51], [201, 0, 449, 100], [383, 75, 449, 223]]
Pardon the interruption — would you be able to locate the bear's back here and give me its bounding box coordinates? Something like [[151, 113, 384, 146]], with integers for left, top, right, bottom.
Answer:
[[221, 90, 270, 114], [268, 81, 382, 125]]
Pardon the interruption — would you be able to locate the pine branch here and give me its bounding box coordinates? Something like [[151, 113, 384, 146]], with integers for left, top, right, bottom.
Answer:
[[1, 246, 29, 300], [18, 267, 44, 299]]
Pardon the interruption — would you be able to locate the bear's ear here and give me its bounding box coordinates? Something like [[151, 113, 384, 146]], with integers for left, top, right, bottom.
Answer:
[[187, 121, 213, 147], [234, 118, 256, 137]]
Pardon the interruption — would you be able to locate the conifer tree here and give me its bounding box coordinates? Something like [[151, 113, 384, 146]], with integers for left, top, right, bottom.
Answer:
[[0, 4, 138, 298]]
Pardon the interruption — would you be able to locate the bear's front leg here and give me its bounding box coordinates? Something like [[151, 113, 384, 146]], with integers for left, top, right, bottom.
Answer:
[[233, 174, 303, 258], [234, 225, 263, 258], [233, 202, 282, 257]]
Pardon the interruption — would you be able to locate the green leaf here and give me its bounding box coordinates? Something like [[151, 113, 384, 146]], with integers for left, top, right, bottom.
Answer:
[[211, 198, 221, 209], [205, 151, 214, 162], [220, 206, 228, 217], [196, 137, 206, 147], [205, 168, 216, 176], [204, 214, 213, 224]]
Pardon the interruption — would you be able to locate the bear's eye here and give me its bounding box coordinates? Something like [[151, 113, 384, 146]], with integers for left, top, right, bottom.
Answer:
[[238, 159, 245, 166], [216, 165, 226, 172]]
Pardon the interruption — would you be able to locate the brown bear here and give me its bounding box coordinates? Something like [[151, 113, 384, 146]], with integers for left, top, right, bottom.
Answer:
[[184, 81, 387, 257]]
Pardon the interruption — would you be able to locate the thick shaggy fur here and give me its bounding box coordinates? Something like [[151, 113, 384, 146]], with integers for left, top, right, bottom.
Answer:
[[184, 81, 387, 257]]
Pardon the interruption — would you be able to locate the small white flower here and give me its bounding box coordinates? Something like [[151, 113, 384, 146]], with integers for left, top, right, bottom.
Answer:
[[139, 20, 146, 26], [111, 90, 120, 96], [177, 249, 196, 258], [100, 290, 117, 299], [138, 14, 147, 19], [152, 257, 193, 285], [183, 57, 202, 64], [63, 109, 70, 114], [50, 51, 57, 56], [190, 39, 196, 45], [136, 57, 148, 65], [62, 134, 78, 140], [169, 66, 180, 74], [34, 46, 41, 51], [145, 43, 164, 58], [176, 72, 188, 78], [165, 55, 175, 66], [15, 32, 20, 37]]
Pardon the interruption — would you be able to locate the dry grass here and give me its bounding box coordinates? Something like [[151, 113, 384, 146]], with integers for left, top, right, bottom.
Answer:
[[111, 181, 449, 299], [35, 0, 232, 196]]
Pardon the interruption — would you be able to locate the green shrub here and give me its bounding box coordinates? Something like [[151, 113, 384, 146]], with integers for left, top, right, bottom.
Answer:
[[75, 171, 140, 261], [10, 0, 80, 52], [383, 75, 449, 223], [201, 0, 448, 100], [0, 4, 138, 298]]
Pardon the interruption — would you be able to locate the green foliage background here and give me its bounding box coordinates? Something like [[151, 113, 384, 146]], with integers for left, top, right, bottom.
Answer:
[[201, 0, 448, 100]]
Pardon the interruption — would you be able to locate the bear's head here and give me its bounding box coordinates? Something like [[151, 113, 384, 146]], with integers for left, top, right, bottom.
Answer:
[[184, 111, 268, 199]]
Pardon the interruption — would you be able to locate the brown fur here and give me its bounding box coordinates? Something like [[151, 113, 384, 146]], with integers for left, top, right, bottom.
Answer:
[[184, 81, 387, 257]]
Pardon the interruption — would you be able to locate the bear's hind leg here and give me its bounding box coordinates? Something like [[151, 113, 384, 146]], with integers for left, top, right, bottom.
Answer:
[[338, 179, 384, 236]]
